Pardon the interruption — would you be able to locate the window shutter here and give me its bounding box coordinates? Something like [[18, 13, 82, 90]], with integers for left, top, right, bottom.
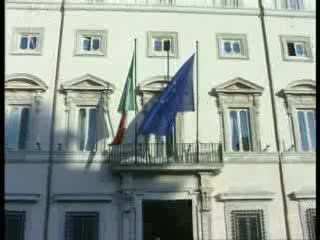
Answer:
[[6, 108, 20, 149], [65, 212, 99, 240], [86, 109, 97, 151], [18, 108, 29, 150], [79, 109, 87, 151], [287, 42, 296, 56], [297, 111, 308, 151], [5, 211, 25, 240], [307, 111, 316, 150]]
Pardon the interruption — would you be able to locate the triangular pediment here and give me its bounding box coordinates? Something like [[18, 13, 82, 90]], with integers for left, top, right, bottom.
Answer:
[[283, 79, 315, 95], [5, 73, 48, 91], [138, 75, 171, 93], [61, 74, 115, 92], [211, 77, 264, 95]]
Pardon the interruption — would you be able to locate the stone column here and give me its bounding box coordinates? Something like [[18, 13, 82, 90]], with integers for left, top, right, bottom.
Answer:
[[120, 174, 136, 240], [198, 173, 214, 240]]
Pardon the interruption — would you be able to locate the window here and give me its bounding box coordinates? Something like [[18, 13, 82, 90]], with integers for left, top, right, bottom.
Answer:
[[147, 31, 178, 58], [306, 208, 316, 240], [78, 108, 97, 151], [5, 211, 25, 240], [297, 110, 315, 151], [221, 0, 240, 8], [229, 109, 252, 152], [282, 0, 303, 10], [217, 34, 248, 59], [280, 36, 312, 61], [82, 36, 101, 52], [159, 0, 174, 5], [11, 28, 44, 55], [231, 210, 265, 240], [5, 106, 30, 150], [65, 212, 99, 240], [75, 30, 107, 56]]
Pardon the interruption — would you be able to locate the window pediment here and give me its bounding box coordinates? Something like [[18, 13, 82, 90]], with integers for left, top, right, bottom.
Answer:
[[210, 77, 264, 95], [60, 74, 115, 93], [138, 75, 171, 93], [282, 79, 315, 95], [5, 73, 48, 91]]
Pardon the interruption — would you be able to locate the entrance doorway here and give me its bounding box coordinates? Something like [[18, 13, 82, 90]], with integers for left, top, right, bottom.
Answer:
[[142, 200, 193, 240]]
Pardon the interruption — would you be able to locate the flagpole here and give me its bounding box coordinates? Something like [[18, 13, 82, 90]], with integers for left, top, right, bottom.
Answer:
[[134, 38, 138, 163], [196, 41, 199, 163]]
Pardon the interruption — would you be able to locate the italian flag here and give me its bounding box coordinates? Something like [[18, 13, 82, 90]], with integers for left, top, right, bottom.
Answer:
[[111, 53, 136, 145]]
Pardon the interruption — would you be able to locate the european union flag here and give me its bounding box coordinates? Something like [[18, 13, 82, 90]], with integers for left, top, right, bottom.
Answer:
[[139, 54, 195, 136]]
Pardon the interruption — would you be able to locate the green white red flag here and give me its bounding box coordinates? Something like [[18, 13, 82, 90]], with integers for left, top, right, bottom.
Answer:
[[111, 52, 136, 145]]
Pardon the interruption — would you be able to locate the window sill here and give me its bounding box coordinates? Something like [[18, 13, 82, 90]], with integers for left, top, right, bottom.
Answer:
[[223, 151, 279, 163], [282, 57, 314, 62], [218, 55, 249, 60], [74, 52, 106, 57], [10, 51, 42, 56], [281, 151, 315, 163]]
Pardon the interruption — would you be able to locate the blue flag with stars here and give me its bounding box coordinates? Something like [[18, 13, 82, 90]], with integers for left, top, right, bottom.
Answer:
[[139, 54, 195, 136]]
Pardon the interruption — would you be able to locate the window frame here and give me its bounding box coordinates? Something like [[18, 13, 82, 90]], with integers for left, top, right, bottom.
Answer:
[[281, 0, 303, 10], [74, 30, 107, 57], [147, 31, 179, 58], [65, 211, 99, 240], [228, 108, 253, 152], [296, 109, 315, 152], [5, 105, 31, 151], [5, 210, 26, 240], [10, 27, 44, 55], [77, 106, 98, 152], [216, 33, 249, 60], [280, 35, 313, 62], [231, 209, 266, 240], [221, 0, 242, 8]]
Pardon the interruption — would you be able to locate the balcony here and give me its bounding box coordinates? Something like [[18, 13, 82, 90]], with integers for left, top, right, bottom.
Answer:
[[109, 142, 223, 173]]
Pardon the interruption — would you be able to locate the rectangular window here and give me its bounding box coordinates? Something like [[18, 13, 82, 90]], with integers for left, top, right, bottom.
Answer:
[[5, 211, 25, 240], [5, 106, 30, 150], [217, 34, 248, 59], [231, 210, 265, 240], [65, 212, 99, 240], [79, 108, 97, 151], [306, 208, 316, 240], [283, 0, 302, 10], [82, 36, 101, 52], [74, 30, 107, 56], [222, 0, 240, 8], [11, 28, 44, 55], [297, 110, 315, 151], [280, 36, 312, 61], [19, 34, 39, 50], [229, 109, 252, 152], [287, 42, 306, 57], [147, 32, 178, 58]]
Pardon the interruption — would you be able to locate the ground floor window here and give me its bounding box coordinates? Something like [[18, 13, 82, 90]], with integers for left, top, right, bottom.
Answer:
[[5, 211, 25, 240]]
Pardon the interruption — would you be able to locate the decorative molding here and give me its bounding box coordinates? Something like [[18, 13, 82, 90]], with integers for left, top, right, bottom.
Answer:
[[138, 75, 170, 93], [217, 191, 275, 201], [60, 74, 115, 92], [5, 73, 48, 91], [289, 188, 315, 200], [264, 9, 315, 18], [6, 2, 62, 11], [210, 77, 264, 95], [5, 193, 40, 203], [282, 79, 316, 96], [223, 152, 279, 163], [52, 193, 113, 202], [281, 152, 315, 163]]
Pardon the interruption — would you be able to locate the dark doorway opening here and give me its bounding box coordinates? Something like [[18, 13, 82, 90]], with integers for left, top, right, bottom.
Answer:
[[143, 200, 193, 240]]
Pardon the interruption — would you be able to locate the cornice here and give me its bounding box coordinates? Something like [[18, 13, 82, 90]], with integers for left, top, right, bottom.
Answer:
[[264, 9, 315, 19], [6, 1, 62, 11], [281, 152, 315, 163], [223, 152, 279, 163], [5, 193, 41, 203], [216, 190, 275, 201], [52, 193, 113, 202]]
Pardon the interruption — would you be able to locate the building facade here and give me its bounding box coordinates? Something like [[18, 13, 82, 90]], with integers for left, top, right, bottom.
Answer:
[[5, 0, 316, 239]]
